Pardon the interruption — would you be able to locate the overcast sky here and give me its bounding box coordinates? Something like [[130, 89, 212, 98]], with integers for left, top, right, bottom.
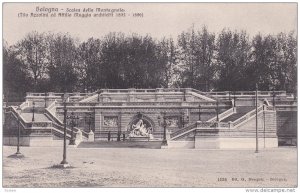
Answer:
[[3, 3, 297, 45]]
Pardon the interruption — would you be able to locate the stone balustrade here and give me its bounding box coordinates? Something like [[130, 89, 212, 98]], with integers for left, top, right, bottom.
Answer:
[[207, 90, 287, 96], [25, 89, 292, 99]]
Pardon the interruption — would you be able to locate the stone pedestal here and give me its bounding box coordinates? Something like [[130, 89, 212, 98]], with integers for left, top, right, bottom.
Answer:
[[166, 131, 171, 140], [129, 136, 150, 141], [75, 129, 83, 143], [88, 131, 94, 142]]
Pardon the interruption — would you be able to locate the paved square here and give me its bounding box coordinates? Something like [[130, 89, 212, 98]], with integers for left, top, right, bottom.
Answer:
[[2, 146, 297, 188]]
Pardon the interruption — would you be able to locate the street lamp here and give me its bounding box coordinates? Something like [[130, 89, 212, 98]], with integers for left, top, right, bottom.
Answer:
[[67, 112, 79, 145], [86, 112, 94, 132], [180, 111, 189, 128], [181, 112, 185, 128], [117, 122, 121, 142], [60, 93, 69, 166], [117, 130, 121, 141], [97, 90, 101, 102], [8, 106, 24, 158], [158, 112, 167, 146], [255, 83, 259, 153], [198, 104, 201, 121], [272, 89, 276, 107], [44, 92, 47, 108], [233, 91, 236, 107], [216, 98, 219, 122], [32, 101, 35, 122]]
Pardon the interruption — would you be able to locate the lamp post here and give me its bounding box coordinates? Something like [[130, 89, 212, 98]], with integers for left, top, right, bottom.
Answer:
[[263, 105, 266, 148], [97, 90, 101, 102], [86, 112, 94, 132], [255, 83, 259, 153], [180, 111, 189, 128], [117, 130, 121, 141], [60, 94, 69, 166], [198, 104, 201, 121], [233, 91, 236, 107], [9, 106, 24, 158], [44, 92, 47, 108], [158, 112, 168, 146], [216, 98, 219, 122], [16, 106, 22, 155], [181, 112, 185, 128], [32, 101, 35, 122], [272, 89, 276, 107], [67, 112, 79, 145], [117, 122, 121, 142]]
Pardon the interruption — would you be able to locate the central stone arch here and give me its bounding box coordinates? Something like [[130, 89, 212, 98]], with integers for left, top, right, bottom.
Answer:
[[126, 113, 156, 137]]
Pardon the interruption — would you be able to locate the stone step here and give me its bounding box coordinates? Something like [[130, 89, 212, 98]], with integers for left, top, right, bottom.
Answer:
[[77, 140, 162, 149], [22, 107, 46, 113], [21, 113, 51, 122], [221, 106, 255, 122]]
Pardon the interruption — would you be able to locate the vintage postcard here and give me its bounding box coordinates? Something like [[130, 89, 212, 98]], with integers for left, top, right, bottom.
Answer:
[[2, 2, 297, 191]]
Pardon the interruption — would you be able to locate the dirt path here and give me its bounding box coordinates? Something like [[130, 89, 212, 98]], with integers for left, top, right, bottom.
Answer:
[[2, 146, 297, 188]]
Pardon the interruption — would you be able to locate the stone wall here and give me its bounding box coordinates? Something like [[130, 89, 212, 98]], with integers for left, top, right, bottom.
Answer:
[[276, 111, 297, 146], [93, 107, 227, 140]]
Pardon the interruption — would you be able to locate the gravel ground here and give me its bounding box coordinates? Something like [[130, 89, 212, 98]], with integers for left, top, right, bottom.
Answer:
[[2, 146, 297, 188]]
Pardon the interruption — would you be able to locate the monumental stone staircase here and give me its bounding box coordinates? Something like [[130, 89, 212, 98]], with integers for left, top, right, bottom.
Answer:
[[170, 106, 235, 140], [170, 105, 269, 141], [5, 102, 89, 144], [220, 107, 255, 122]]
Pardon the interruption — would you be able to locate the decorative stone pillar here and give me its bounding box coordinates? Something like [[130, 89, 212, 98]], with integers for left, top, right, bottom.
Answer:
[[166, 130, 171, 140], [75, 129, 82, 143], [156, 88, 164, 92], [185, 88, 193, 102], [228, 121, 232, 128], [118, 112, 122, 140], [88, 130, 94, 142], [94, 110, 102, 139], [128, 88, 136, 102]]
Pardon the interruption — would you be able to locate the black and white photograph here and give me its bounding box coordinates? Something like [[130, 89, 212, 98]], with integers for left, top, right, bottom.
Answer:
[[1, 2, 298, 191]]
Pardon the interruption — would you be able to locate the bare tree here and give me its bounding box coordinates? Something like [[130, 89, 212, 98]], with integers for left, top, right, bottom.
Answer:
[[15, 31, 48, 91]]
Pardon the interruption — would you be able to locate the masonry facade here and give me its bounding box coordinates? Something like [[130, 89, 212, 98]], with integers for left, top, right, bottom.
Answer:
[[3, 88, 297, 148]]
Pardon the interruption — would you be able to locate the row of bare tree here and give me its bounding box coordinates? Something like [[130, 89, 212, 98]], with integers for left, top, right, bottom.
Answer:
[[3, 26, 297, 101]]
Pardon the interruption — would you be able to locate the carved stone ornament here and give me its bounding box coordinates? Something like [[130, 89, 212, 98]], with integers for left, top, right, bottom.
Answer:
[[103, 116, 118, 127], [128, 118, 153, 139], [165, 117, 179, 127]]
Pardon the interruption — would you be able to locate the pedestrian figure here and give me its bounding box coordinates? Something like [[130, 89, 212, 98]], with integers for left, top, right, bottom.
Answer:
[[123, 133, 125, 141], [108, 131, 111, 141], [117, 132, 121, 141]]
